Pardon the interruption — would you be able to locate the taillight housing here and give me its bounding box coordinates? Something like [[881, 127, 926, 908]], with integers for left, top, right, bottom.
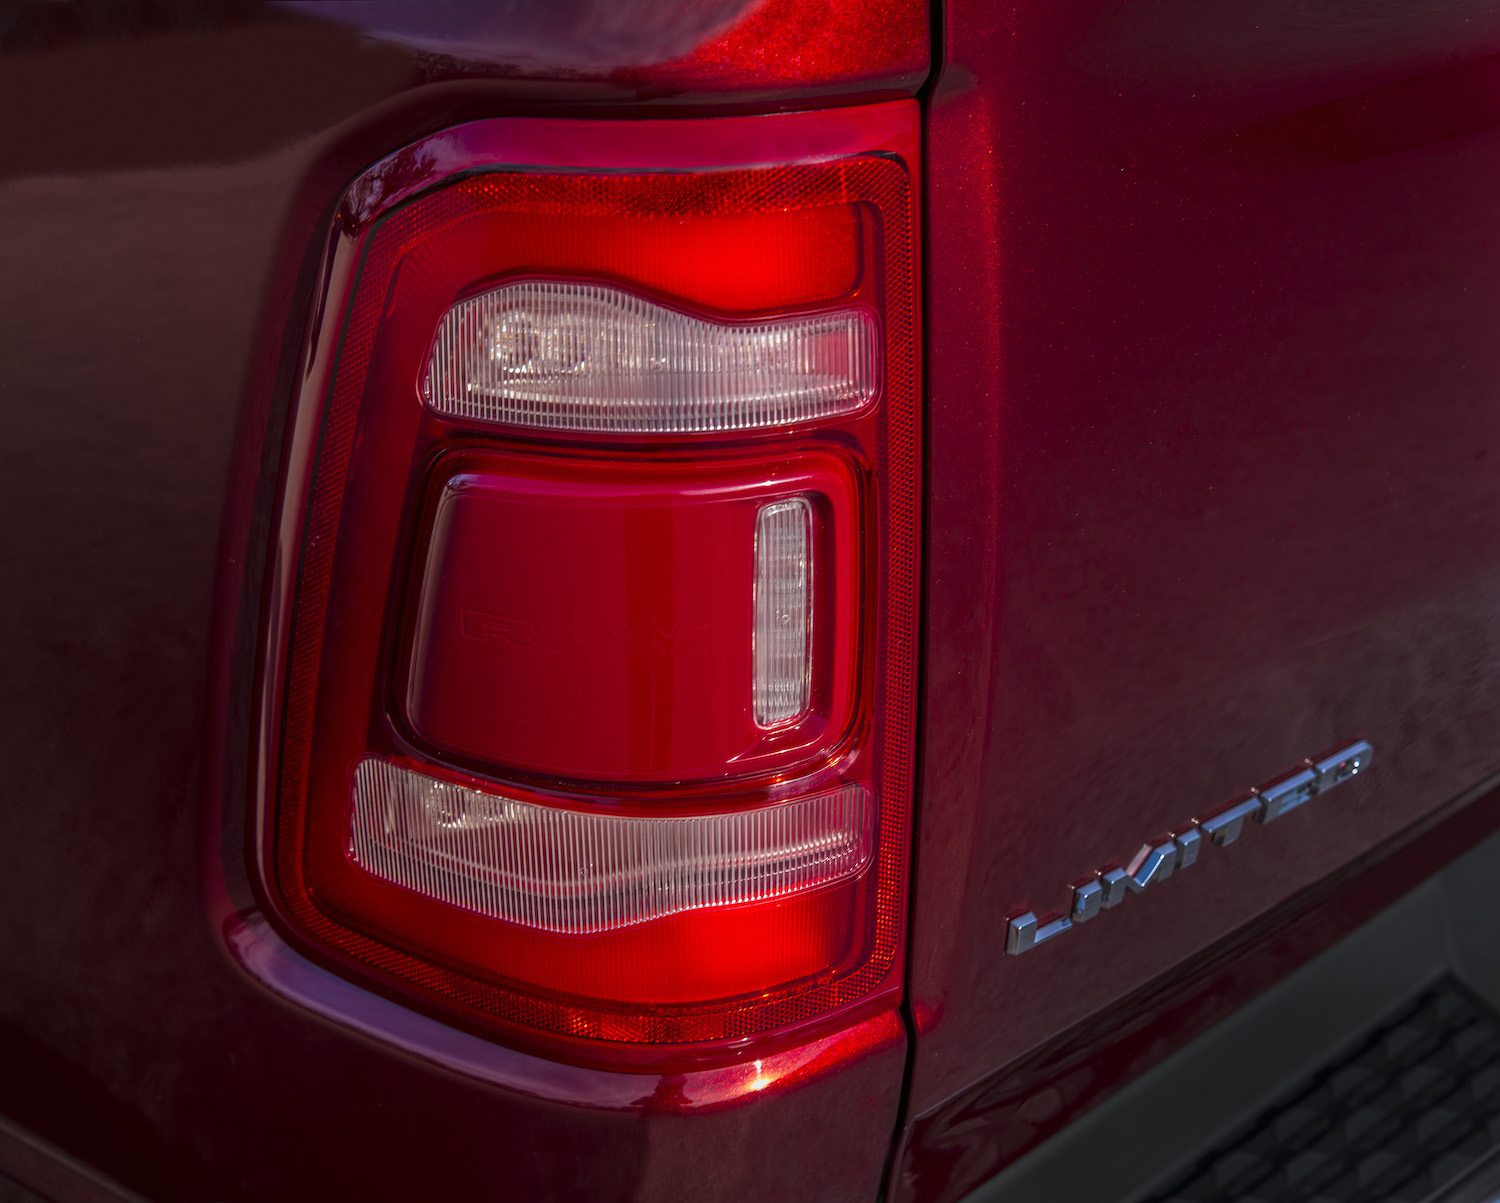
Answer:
[[255, 105, 920, 1063]]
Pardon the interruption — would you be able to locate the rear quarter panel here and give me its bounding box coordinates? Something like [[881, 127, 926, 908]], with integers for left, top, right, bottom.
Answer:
[[0, 5, 924, 1200], [900, 1, 1500, 1197]]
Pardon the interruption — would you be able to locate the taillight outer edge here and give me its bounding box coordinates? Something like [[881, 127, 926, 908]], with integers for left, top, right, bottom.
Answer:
[[250, 103, 922, 1071]]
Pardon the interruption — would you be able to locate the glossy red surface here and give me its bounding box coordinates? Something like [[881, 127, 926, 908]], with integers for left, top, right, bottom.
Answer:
[[611, 0, 930, 96], [404, 450, 861, 781], [257, 106, 923, 1062], [897, 2, 1500, 1199]]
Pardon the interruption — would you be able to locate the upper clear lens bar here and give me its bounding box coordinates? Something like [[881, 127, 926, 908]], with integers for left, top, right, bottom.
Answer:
[[422, 280, 880, 433], [348, 758, 873, 935]]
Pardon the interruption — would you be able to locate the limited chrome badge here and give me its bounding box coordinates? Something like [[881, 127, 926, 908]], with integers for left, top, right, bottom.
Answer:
[[1005, 740, 1374, 955]]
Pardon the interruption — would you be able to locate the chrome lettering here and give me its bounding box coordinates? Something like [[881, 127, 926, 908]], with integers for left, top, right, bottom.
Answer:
[[1200, 796, 1262, 847], [1004, 740, 1375, 955]]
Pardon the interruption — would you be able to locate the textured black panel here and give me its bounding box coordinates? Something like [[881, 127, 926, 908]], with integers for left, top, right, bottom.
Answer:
[[1146, 978, 1500, 1203]]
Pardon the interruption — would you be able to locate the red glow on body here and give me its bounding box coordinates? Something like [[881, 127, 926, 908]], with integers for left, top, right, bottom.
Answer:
[[616, 0, 930, 94]]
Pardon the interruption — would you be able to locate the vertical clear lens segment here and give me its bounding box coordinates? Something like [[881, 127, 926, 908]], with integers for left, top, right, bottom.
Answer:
[[348, 758, 873, 935], [423, 281, 880, 433], [754, 497, 813, 727]]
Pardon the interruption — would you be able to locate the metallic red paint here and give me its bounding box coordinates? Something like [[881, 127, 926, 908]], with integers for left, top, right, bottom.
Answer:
[[13, 2, 1500, 1201], [897, 1, 1500, 1198]]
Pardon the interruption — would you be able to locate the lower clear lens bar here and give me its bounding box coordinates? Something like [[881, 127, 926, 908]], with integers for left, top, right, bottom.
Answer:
[[348, 758, 873, 935]]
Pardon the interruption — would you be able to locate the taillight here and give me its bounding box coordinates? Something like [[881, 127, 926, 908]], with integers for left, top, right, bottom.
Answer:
[[257, 105, 920, 1061]]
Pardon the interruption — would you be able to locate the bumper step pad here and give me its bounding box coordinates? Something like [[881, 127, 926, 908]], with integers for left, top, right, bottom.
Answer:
[[1146, 977, 1500, 1203]]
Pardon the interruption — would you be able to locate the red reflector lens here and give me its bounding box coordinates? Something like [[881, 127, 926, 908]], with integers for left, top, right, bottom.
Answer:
[[258, 108, 920, 1061], [402, 448, 859, 782], [391, 202, 863, 315]]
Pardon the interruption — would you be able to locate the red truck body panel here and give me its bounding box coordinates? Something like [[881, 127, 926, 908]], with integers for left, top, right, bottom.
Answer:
[[901, 2, 1500, 1198], [4, 1, 1500, 1200]]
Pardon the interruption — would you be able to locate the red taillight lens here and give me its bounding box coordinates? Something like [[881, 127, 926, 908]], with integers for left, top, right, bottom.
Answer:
[[401, 448, 860, 780], [258, 107, 920, 1059]]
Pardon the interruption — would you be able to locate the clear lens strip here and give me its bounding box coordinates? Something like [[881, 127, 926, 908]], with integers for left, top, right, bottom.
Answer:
[[754, 497, 813, 727], [423, 280, 879, 433], [348, 758, 873, 935]]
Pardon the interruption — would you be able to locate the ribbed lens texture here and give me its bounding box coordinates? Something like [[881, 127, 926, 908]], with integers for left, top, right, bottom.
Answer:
[[349, 758, 873, 934], [754, 497, 812, 726], [423, 281, 879, 433]]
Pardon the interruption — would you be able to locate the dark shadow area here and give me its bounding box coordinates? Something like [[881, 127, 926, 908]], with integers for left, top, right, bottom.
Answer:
[[0, 9, 415, 180], [0, 1017, 182, 1202]]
